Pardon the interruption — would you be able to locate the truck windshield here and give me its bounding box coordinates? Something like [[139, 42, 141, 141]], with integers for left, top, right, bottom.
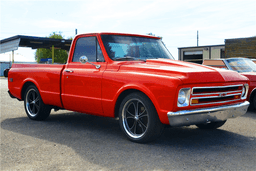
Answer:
[[226, 58, 256, 73], [101, 35, 174, 61]]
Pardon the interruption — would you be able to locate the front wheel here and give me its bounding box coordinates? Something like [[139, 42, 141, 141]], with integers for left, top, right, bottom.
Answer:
[[196, 120, 226, 129], [24, 85, 51, 120], [119, 92, 164, 143], [249, 94, 256, 110]]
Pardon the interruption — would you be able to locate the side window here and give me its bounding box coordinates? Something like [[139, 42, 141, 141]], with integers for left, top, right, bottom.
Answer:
[[72, 37, 105, 62], [72, 37, 96, 62], [97, 41, 105, 62]]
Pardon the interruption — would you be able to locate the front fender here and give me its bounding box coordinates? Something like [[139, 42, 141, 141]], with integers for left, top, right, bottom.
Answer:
[[113, 83, 175, 125]]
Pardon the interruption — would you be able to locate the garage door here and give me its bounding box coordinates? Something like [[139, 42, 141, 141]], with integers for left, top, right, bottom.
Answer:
[[183, 51, 203, 64]]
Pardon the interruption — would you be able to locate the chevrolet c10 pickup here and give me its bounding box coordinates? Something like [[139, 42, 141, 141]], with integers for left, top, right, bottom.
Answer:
[[203, 58, 256, 110], [8, 33, 250, 143]]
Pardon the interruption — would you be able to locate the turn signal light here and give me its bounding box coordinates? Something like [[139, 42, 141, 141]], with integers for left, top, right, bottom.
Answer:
[[234, 95, 240, 99], [191, 99, 199, 104]]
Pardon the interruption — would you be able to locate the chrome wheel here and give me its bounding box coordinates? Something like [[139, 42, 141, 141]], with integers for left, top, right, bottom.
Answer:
[[122, 98, 149, 139], [25, 88, 40, 117], [119, 92, 164, 143], [24, 85, 51, 120]]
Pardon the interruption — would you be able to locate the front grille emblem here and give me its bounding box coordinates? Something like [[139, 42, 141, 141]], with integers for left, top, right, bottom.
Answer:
[[219, 93, 227, 97]]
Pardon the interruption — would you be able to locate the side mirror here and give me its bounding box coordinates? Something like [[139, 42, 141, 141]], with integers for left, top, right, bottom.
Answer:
[[79, 56, 88, 64], [79, 56, 101, 69]]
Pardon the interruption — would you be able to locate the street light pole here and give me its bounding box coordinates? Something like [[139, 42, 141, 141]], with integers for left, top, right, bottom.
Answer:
[[197, 30, 199, 46]]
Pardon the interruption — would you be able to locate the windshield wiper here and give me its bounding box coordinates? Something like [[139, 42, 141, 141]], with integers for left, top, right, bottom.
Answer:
[[114, 56, 146, 62]]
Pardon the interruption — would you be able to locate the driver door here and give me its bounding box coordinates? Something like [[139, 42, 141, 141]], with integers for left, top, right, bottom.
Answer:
[[62, 35, 106, 115]]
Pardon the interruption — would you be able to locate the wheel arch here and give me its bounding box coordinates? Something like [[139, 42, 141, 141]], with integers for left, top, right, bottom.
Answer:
[[22, 81, 52, 121], [114, 85, 160, 119], [114, 89, 142, 118], [21, 79, 40, 100]]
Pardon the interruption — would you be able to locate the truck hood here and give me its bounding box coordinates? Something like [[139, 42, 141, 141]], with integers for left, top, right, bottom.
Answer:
[[118, 59, 248, 84]]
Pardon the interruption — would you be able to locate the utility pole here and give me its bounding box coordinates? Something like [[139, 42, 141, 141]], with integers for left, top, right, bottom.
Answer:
[[197, 30, 199, 46], [75, 29, 77, 35]]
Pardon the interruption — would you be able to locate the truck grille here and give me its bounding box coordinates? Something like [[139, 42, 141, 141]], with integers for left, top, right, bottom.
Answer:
[[190, 85, 243, 105]]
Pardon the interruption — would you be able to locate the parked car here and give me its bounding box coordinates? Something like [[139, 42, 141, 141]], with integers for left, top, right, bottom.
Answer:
[[8, 33, 250, 143], [203, 58, 256, 110]]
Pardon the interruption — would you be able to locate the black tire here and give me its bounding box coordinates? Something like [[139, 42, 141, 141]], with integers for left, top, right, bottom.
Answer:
[[119, 92, 164, 143], [249, 94, 256, 111], [196, 120, 226, 129], [4, 69, 9, 78], [24, 85, 51, 120]]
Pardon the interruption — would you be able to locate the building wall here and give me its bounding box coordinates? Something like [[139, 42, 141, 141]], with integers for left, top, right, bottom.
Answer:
[[0, 62, 11, 77], [211, 46, 224, 59], [202, 49, 209, 59], [225, 37, 256, 59], [178, 45, 224, 64]]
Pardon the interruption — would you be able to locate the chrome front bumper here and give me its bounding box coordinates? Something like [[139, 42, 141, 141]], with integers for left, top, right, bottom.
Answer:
[[167, 101, 250, 127]]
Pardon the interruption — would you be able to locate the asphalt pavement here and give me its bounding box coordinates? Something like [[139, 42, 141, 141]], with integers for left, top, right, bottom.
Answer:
[[1, 77, 256, 171]]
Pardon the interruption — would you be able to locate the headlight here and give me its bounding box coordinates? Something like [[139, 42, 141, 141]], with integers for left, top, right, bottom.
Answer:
[[241, 84, 249, 99], [178, 90, 186, 104], [177, 88, 191, 107]]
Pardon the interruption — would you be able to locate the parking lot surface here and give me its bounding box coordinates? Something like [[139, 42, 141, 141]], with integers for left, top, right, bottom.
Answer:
[[1, 77, 256, 170]]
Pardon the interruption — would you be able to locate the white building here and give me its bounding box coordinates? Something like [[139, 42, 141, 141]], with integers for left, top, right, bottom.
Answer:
[[178, 44, 225, 64]]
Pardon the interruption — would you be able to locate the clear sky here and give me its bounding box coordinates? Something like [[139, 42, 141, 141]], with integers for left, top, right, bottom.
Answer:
[[0, 0, 255, 61]]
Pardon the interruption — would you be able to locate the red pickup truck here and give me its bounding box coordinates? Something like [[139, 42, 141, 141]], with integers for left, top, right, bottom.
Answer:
[[203, 58, 256, 110], [8, 33, 250, 143]]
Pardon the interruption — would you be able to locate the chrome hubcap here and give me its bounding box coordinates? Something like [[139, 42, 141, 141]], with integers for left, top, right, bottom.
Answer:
[[122, 98, 149, 139], [26, 89, 40, 117]]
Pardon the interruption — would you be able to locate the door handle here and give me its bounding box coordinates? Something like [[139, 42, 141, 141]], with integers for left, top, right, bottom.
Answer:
[[65, 69, 73, 73]]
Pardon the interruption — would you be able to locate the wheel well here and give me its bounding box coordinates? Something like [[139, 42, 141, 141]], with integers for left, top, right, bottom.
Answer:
[[114, 89, 148, 118], [21, 82, 35, 100]]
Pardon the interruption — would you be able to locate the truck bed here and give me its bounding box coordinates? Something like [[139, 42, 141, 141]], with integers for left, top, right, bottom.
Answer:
[[8, 64, 65, 108]]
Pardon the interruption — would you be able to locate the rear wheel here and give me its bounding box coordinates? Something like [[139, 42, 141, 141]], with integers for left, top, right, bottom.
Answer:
[[119, 92, 164, 143], [24, 85, 51, 120], [196, 120, 226, 129]]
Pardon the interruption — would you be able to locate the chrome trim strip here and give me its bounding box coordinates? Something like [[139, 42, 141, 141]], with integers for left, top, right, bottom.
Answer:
[[241, 84, 249, 100], [192, 84, 243, 95], [190, 99, 240, 106], [191, 93, 240, 100], [167, 101, 249, 127], [191, 90, 242, 96], [190, 93, 241, 106]]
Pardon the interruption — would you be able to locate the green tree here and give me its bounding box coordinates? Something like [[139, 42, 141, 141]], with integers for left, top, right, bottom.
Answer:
[[35, 32, 71, 64]]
